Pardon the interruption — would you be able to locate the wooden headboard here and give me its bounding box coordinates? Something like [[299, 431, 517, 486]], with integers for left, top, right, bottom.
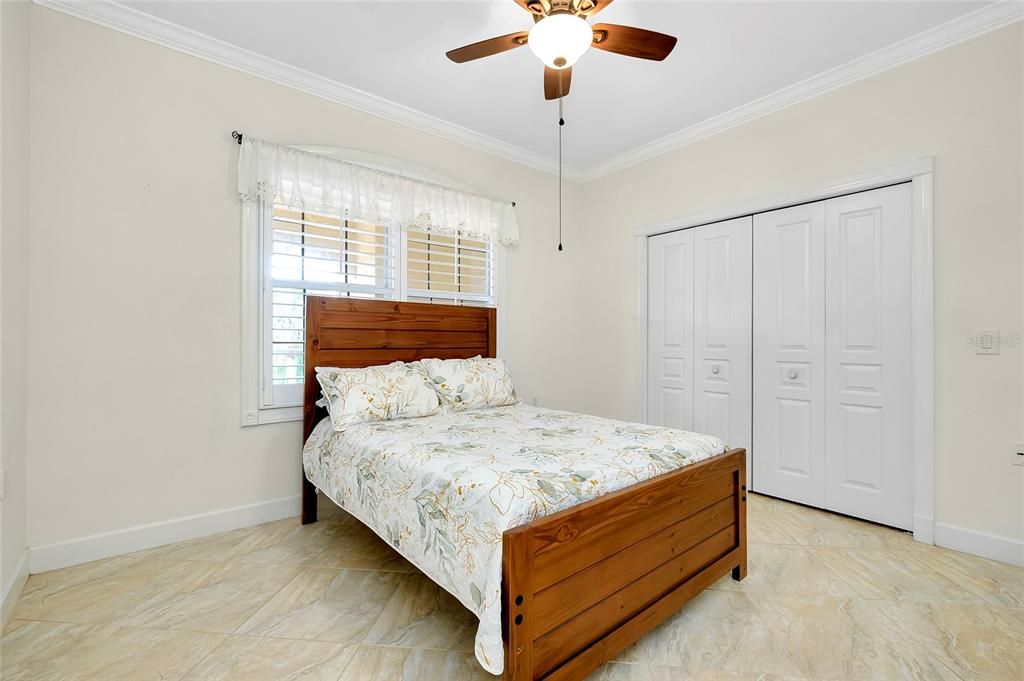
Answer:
[[302, 297, 497, 442]]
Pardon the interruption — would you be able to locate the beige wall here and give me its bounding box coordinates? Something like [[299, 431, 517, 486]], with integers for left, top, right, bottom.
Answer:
[[1, 0, 31, 606], [578, 23, 1024, 544], [26, 7, 585, 548], [20, 6, 1024, 558]]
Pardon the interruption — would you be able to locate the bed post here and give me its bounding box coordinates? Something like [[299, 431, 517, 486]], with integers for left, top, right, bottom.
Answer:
[[301, 476, 318, 525], [732, 450, 748, 580], [301, 297, 323, 525], [486, 307, 497, 358], [502, 525, 534, 681]]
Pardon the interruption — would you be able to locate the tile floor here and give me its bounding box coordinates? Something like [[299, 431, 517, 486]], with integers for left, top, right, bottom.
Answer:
[[2, 493, 1022, 680]]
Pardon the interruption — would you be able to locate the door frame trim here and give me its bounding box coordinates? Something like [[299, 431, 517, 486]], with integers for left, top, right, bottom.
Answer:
[[634, 157, 935, 543]]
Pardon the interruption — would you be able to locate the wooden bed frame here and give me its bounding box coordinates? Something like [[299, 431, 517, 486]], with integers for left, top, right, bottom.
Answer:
[[301, 296, 747, 681]]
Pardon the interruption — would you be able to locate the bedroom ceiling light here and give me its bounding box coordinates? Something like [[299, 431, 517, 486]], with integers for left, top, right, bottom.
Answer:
[[446, 0, 676, 101], [528, 13, 593, 69]]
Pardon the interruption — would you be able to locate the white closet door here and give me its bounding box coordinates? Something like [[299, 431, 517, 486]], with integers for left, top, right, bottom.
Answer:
[[824, 184, 914, 529], [753, 203, 826, 506], [647, 229, 695, 430], [693, 217, 752, 466]]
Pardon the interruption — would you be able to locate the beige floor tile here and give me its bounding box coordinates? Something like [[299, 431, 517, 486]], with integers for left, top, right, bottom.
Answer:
[[7, 494, 1022, 681], [711, 544, 860, 598], [585, 661, 785, 680], [747, 509, 803, 545], [182, 635, 357, 681], [1, 616, 29, 636], [13, 556, 184, 624], [766, 507, 914, 549], [616, 589, 803, 676], [748, 492, 802, 514], [117, 560, 300, 633], [337, 645, 490, 681], [311, 516, 419, 572], [598, 661, 821, 681], [130, 525, 262, 563], [873, 600, 1024, 680], [236, 567, 404, 643], [754, 594, 963, 680], [584, 661, 679, 680], [811, 546, 993, 604], [229, 518, 347, 566], [598, 673, 828, 681], [232, 514, 416, 572], [0, 619, 223, 681], [908, 545, 1024, 609], [683, 674, 825, 681], [364, 573, 478, 651]]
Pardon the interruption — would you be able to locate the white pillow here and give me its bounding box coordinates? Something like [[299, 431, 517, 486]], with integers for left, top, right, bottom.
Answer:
[[315, 361, 440, 431], [420, 356, 518, 412]]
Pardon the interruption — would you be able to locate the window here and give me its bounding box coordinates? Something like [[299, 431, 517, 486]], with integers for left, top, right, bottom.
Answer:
[[243, 201, 497, 425], [264, 205, 395, 408], [406, 230, 494, 306]]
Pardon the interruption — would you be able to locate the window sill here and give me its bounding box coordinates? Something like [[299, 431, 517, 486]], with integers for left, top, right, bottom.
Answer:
[[241, 405, 302, 427]]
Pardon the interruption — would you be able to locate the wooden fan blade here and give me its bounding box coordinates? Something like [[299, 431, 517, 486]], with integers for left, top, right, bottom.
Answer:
[[543, 66, 572, 100], [446, 31, 528, 63], [591, 23, 677, 61], [577, 0, 615, 16]]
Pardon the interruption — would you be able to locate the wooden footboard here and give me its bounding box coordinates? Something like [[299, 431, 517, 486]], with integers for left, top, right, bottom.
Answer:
[[501, 448, 747, 681]]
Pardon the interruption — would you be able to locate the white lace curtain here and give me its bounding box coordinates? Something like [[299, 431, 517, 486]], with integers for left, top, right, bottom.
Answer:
[[237, 136, 519, 245]]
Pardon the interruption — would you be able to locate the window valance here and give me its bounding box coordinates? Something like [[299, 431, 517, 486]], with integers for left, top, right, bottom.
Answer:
[[237, 136, 519, 245]]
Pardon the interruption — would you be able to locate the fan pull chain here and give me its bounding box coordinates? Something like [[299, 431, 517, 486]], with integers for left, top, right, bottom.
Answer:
[[558, 94, 564, 252]]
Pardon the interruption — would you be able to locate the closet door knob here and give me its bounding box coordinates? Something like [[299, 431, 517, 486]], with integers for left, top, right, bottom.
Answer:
[[711, 366, 720, 375], [787, 370, 798, 380]]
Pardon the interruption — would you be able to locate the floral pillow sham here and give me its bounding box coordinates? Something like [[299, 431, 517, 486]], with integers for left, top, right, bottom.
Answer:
[[315, 361, 440, 431], [420, 356, 518, 412]]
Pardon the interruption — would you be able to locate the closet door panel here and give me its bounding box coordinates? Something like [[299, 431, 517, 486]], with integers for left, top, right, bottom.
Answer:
[[753, 203, 826, 506], [693, 216, 752, 468], [647, 230, 695, 430], [824, 184, 913, 529]]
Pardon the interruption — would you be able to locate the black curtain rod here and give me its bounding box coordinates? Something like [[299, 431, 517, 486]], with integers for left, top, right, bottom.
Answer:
[[230, 130, 515, 208]]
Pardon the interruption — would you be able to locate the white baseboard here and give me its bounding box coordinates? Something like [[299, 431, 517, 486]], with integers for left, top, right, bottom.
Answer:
[[934, 522, 1024, 566], [912, 514, 935, 545], [29, 495, 301, 574], [2, 550, 30, 629]]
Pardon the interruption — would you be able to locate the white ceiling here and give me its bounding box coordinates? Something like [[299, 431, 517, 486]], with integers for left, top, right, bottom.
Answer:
[[117, 0, 995, 171]]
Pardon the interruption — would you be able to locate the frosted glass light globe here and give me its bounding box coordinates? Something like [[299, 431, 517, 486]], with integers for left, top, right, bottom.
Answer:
[[528, 14, 593, 70]]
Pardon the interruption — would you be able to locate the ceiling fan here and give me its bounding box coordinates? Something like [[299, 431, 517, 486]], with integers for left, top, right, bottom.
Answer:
[[446, 0, 677, 100]]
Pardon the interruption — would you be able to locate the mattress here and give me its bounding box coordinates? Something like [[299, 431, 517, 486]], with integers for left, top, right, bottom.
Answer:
[[302, 403, 726, 675]]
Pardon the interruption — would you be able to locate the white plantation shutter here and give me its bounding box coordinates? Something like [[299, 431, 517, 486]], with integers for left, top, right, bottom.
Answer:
[[263, 204, 396, 407], [406, 230, 494, 306], [261, 206, 496, 410], [241, 141, 507, 419]]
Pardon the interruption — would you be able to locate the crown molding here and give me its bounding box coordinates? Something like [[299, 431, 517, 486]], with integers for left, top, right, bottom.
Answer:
[[35, 0, 1023, 185], [577, 0, 1024, 183], [634, 156, 934, 237], [33, 0, 586, 182]]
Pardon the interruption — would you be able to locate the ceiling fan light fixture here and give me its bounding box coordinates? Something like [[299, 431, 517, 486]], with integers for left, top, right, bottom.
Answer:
[[528, 14, 592, 70]]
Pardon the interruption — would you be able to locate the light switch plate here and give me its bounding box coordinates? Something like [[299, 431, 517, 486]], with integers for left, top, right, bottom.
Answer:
[[1014, 443, 1024, 467], [974, 328, 1000, 355]]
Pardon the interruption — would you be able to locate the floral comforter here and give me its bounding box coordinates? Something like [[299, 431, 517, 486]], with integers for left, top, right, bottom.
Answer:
[[302, 403, 726, 675]]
